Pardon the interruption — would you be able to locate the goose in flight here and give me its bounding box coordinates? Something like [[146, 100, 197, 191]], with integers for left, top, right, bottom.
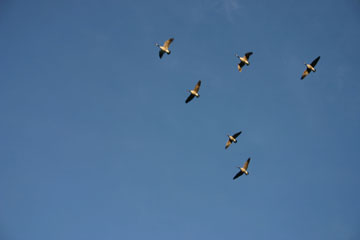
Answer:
[[155, 38, 174, 59], [235, 52, 253, 72], [301, 56, 320, 80], [185, 80, 201, 103], [233, 158, 251, 180], [225, 131, 242, 149]]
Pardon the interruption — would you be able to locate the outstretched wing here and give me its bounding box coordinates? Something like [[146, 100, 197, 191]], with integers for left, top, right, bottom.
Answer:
[[243, 158, 251, 170], [232, 131, 242, 139], [301, 69, 309, 80], [194, 80, 201, 93], [244, 52, 253, 60], [310, 56, 320, 67], [233, 170, 243, 180], [159, 50, 165, 59], [163, 38, 174, 49], [185, 94, 195, 103], [238, 62, 245, 72], [225, 140, 232, 149]]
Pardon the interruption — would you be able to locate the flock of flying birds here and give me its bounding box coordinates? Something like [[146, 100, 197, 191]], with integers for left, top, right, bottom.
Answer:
[[155, 37, 321, 180]]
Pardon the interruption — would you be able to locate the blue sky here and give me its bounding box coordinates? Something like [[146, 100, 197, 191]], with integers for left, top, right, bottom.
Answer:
[[1, 0, 360, 239]]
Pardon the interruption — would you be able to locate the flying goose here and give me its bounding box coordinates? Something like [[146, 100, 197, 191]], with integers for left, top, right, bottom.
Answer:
[[235, 52, 253, 72], [185, 80, 201, 103], [155, 38, 174, 59], [301, 56, 320, 80], [233, 158, 251, 180], [225, 131, 242, 149]]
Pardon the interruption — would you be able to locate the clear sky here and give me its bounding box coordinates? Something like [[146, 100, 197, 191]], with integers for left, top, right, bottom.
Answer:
[[1, 0, 360, 239]]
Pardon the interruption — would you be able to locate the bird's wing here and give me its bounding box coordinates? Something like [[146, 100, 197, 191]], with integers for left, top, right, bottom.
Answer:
[[159, 50, 165, 59], [233, 170, 243, 180], [225, 140, 232, 149], [238, 62, 245, 72], [301, 69, 309, 79], [232, 131, 242, 139], [243, 158, 251, 170], [194, 80, 201, 93], [185, 94, 195, 103], [310, 56, 320, 67], [163, 38, 174, 49], [244, 52, 253, 60]]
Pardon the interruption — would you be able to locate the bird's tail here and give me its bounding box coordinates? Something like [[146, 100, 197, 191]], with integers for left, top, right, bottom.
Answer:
[[167, 50, 171, 55]]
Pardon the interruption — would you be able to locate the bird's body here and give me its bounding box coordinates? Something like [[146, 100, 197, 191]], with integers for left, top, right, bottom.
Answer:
[[233, 158, 251, 180], [155, 38, 174, 59], [229, 135, 237, 143], [185, 80, 201, 103], [190, 90, 199, 97], [239, 57, 249, 65], [159, 46, 170, 54], [301, 56, 320, 79], [225, 131, 242, 149], [306, 64, 316, 72], [236, 52, 253, 72]]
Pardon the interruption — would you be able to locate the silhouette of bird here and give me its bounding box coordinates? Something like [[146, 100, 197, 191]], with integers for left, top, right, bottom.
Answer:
[[185, 80, 201, 103], [233, 158, 251, 180], [225, 131, 242, 149], [235, 52, 253, 72], [155, 38, 174, 59], [301, 56, 320, 80]]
